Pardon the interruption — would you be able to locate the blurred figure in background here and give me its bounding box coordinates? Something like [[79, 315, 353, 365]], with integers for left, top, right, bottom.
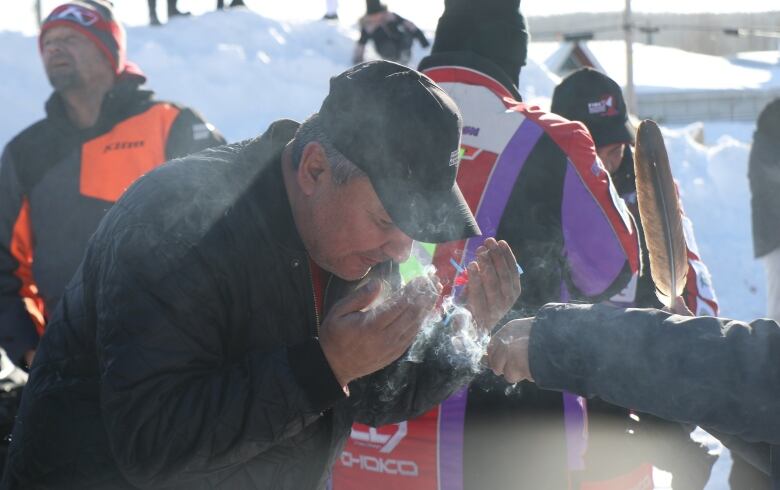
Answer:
[[352, 0, 429, 66], [216, 0, 245, 11], [148, 0, 189, 26], [750, 98, 780, 325], [0, 0, 224, 474], [323, 0, 338, 20], [0, 0, 224, 371]]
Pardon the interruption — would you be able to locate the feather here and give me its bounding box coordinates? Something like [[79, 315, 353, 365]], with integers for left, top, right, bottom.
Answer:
[[633, 120, 688, 307]]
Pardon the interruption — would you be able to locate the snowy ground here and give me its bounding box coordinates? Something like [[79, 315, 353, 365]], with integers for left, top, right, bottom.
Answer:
[[0, 2, 774, 488]]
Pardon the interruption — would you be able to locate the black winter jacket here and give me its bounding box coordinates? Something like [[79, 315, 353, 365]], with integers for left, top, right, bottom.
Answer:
[[2, 120, 473, 489], [530, 303, 780, 487]]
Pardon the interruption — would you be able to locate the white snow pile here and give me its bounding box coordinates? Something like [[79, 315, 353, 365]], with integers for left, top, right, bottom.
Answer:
[[662, 123, 764, 320], [530, 40, 780, 93]]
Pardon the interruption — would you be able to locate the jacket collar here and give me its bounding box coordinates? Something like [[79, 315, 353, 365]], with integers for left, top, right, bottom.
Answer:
[[44, 79, 154, 137], [241, 119, 308, 254], [419, 51, 523, 101]]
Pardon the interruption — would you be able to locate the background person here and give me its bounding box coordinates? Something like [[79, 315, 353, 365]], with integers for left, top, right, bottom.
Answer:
[[352, 0, 429, 66], [0, 0, 224, 371], [551, 67, 719, 316], [147, 0, 189, 26], [216, 0, 245, 11]]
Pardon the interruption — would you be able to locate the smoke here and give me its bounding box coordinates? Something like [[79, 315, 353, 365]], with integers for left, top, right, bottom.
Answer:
[[374, 266, 490, 402], [406, 267, 489, 371]]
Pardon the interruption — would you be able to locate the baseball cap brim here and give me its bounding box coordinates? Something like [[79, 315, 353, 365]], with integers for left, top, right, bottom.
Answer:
[[590, 120, 633, 148], [372, 177, 480, 243]]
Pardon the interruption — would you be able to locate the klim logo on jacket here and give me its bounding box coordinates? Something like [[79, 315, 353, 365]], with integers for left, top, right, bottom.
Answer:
[[588, 95, 619, 117], [103, 141, 145, 153]]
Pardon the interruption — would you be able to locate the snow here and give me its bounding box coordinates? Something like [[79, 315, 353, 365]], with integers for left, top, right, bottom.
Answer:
[[0, 3, 774, 489], [660, 123, 764, 320], [532, 41, 780, 93]]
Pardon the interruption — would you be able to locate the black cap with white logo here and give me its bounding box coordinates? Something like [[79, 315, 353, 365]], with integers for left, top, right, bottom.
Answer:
[[551, 68, 633, 148], [319, 60, 480, 243]]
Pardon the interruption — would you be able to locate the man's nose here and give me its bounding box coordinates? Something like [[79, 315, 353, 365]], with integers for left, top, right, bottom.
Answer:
[[383, 230, 414, 264], [43, 41, 65, 56]]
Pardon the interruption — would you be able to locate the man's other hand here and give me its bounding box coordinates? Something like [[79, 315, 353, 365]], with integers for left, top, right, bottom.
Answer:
[[462, 238, 522, 333], [487, 317, 534, 384], [319, 276, 440, 388]]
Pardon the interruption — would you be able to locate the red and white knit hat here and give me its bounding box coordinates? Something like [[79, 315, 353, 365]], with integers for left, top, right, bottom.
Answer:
[[39, 0, 145, 81]]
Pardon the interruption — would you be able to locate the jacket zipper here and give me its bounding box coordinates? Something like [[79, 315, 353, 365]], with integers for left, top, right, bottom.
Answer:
[[308, 265, 321, 335], [308, 264, 333, 337]]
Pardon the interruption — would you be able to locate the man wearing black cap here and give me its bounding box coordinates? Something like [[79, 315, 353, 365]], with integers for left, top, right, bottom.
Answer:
[[552, 67, 718, 316], [0, 0, 224, 372], [333, 2, 646, 490], [3, 60, 521, 489]]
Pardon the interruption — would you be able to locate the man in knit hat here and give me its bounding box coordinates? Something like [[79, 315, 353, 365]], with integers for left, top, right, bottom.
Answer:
[[0, 0, 224, 373]]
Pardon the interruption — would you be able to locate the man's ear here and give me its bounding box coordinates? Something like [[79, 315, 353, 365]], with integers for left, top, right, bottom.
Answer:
[[297, 142, 330, 196]]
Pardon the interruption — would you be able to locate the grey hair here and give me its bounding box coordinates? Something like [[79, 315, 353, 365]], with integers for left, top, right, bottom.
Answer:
[[291, 114, 366, 185]]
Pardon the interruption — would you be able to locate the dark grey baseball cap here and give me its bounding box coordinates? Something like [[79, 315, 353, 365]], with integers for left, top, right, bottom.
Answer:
[[319, 60, 480, 243]]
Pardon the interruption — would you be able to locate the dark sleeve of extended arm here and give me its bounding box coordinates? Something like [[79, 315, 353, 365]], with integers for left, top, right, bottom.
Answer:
[[529, 303, 780, 445], [165, 106, 226, 161], [96, 223, 343, 487], [0, 147, 41, 365], [349, 312, 475, 427]]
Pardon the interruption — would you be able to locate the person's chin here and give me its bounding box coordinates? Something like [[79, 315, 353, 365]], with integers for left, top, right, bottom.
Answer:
[[47, 71, 79, 91], [335, 258, 375, 282], [339, 266, 371, 282]]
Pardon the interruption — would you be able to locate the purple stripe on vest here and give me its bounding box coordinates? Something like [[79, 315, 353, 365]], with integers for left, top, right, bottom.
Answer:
[[439, 387, 468, 490], [461, 119, 544, 266], [563, 393, 588, 471], [561, 162, 626, 297]]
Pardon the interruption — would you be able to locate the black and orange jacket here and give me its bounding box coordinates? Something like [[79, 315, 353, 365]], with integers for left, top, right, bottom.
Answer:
[[0, 79, 225, 365]]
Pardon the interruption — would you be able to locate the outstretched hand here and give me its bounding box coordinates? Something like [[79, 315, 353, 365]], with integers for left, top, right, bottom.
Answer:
[[461, 238, 522, 334], [486, 317, 534, 384], [319, 276, 441, 388]]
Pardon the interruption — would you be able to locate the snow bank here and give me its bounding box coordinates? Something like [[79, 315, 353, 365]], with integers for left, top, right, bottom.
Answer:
[[530, 41, 780, 93], [662, 123, 764, 319]]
